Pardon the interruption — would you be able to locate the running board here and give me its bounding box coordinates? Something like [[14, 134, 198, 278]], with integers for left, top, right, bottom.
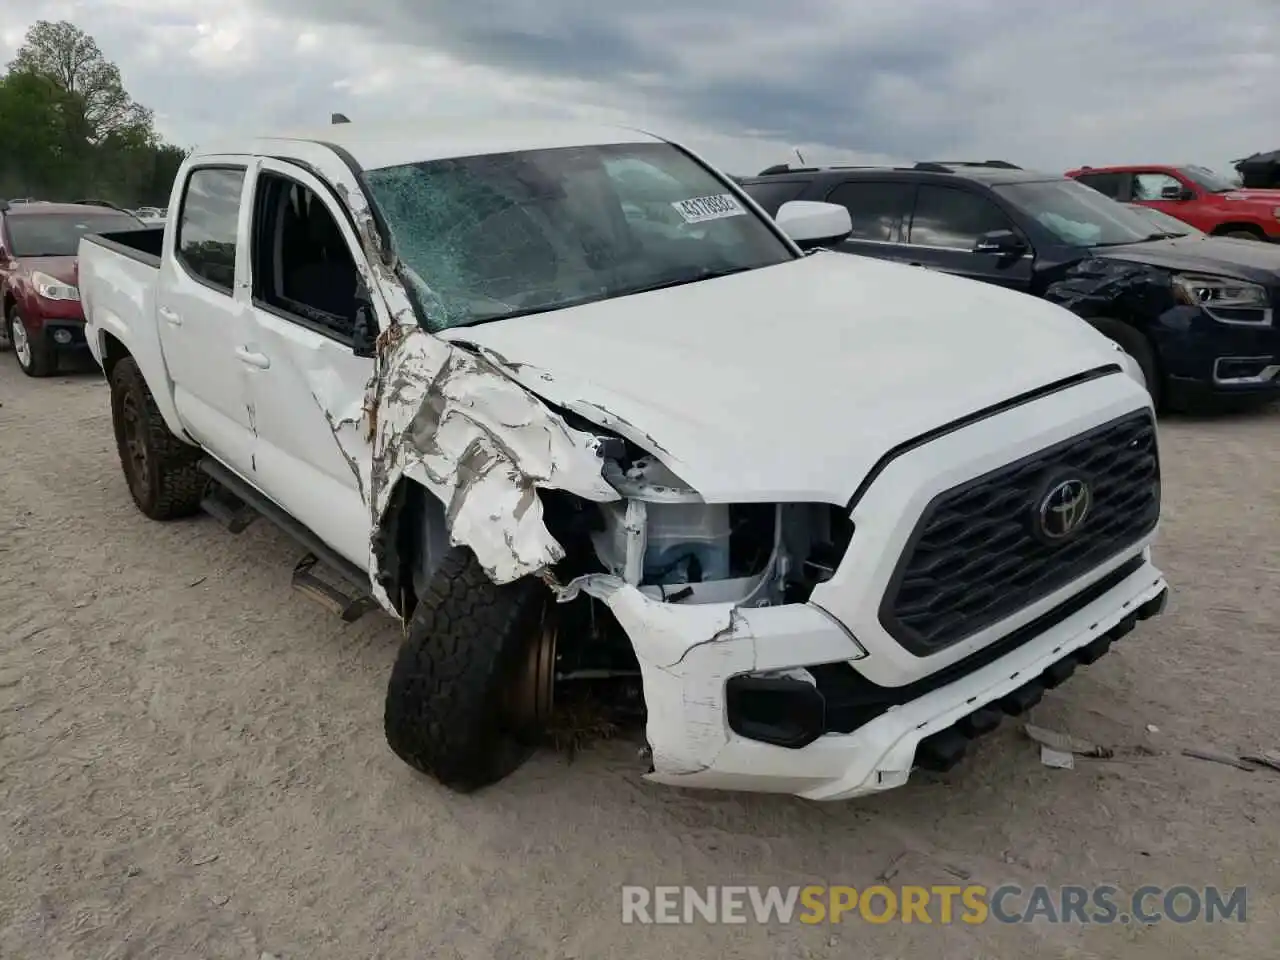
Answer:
[[198, 457, 379, 623], [292, 553, 380, 622]]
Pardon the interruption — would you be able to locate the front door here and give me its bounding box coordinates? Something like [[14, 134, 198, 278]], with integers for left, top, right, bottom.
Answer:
[[237, 158, 383, 568], [901, 184, 1035, 292], [155, 160, 258, 479]]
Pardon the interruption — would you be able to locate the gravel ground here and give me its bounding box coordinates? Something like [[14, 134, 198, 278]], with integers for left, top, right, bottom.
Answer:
[[1, 357, 1278, 960]]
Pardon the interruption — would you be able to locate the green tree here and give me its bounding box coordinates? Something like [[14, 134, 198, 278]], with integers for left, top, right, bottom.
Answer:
[[0, 70, 81, 198], [9, 19, 153, 146], [0, 20, 186, 207]]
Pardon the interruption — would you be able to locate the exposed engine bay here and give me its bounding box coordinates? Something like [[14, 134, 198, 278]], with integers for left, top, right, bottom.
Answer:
[[540, 429, 855, 716]]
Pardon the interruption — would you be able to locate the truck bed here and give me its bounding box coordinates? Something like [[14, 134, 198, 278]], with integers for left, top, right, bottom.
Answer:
[[83, 226, 164, 268]]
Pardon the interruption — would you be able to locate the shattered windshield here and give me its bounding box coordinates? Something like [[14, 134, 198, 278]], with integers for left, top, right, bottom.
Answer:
[[996, 179, 1159, 247], [362, 142, 794, 331]]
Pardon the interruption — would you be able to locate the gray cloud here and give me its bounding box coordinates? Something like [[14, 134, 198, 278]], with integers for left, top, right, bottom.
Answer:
[[2, 0, 1277, 176]]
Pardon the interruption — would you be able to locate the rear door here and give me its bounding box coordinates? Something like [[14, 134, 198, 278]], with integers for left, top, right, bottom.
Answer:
[[1073, 171, 1133, 202], [238, 158, 380, 567], [901, 184, 1035, 292], [155, 160, 258, 479], [821, 180, 918, 264]]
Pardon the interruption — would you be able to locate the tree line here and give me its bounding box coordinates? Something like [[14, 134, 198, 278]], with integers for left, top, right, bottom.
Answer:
[[0, 20, 187, 208]]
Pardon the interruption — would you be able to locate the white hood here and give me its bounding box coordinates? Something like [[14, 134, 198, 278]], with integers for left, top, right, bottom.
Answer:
[[439, 252, 1123, 504]]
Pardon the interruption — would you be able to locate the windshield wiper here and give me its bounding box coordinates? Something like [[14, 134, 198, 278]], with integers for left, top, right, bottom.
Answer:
[[441, 265, 761, 329], [615, 264, 757, 299]]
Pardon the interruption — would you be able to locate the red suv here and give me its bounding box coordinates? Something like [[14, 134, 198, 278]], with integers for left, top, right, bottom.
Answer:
[[1065, 164, 1280, 242], [0, 201, 146, 377]]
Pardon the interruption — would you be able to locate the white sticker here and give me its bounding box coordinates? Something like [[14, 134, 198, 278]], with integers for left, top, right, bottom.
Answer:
[[671, 193, 746, 224]]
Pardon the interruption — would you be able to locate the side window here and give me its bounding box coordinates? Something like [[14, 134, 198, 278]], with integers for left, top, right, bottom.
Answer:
[[824, 182, 914, 242], [739, 179, 807, 216], [177, 167, 246, 292], [907, 186, 1015, 250], [250, 172, 359, 341], [1075, 172, 1127, 200], [1132, 172, 1184, 201]]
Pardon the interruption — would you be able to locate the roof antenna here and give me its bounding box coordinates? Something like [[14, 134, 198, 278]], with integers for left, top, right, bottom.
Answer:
[[331, 112, 350, 124], [792, 146, 806, 167]]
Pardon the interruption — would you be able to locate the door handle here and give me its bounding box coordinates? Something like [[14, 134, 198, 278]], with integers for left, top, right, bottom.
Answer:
[[158, 305, 181, 326], [234, 346, 271, 370]]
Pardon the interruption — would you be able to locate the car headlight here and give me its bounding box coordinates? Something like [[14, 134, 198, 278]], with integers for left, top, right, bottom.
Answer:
[[1273, 206, 1280, 220], [1172, 273, 1270, 325], [31, 270, 80, 302]]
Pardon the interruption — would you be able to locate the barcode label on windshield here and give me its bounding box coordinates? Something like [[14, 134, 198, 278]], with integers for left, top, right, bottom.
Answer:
[[671, 194, 746, 224]]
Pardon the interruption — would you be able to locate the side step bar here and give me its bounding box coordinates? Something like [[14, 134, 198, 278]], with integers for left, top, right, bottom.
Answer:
[[198, 457, 379, 623]]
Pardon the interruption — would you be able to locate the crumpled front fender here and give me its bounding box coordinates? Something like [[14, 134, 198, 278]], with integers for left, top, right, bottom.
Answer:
[[363, 326, 621, 611]]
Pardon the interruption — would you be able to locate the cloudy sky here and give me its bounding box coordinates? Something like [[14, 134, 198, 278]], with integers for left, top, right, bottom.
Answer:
[[1, 0, 1276, 176]]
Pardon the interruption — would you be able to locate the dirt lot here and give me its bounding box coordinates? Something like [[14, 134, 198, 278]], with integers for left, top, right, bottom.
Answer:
[[1, 358, 1278, 960]]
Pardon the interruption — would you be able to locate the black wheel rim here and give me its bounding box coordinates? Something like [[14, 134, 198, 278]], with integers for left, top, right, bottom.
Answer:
[[120, 391, 149, 497]]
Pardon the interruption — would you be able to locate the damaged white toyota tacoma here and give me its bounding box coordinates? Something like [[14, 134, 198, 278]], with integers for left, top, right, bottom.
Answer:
[[77, 119, 1168, 800]]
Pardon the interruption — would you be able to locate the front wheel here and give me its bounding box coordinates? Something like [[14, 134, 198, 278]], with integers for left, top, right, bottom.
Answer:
[[7, 306, 55, 377], [108, 356, 207, 519], [1221, 229, 1264, 242], [384, 548, 556, 792]]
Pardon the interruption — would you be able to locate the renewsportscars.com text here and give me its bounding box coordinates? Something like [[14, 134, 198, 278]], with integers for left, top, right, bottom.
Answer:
[[620, 884, 1247, 926]]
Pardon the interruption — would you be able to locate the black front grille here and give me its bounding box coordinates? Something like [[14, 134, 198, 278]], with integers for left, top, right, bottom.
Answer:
[[880, 410, 1159, 655]]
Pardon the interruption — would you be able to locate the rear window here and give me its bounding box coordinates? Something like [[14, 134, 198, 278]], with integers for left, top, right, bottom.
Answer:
[[738, 180, 807, 215], [6, 212, 145, 257], [1073, 172, 1127, 200]]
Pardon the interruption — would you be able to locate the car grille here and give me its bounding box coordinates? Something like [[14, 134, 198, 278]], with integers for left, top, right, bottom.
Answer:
[[881, 409, 1159, 655]]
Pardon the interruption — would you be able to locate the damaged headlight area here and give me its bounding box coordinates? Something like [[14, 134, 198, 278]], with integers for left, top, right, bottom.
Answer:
[[589, 451, 855, 608], [1172, 273, 1272, 326]]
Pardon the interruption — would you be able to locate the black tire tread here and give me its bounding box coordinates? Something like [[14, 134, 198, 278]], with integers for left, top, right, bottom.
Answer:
[[110, 356, 206, 520], [384, 548, 543, 792]]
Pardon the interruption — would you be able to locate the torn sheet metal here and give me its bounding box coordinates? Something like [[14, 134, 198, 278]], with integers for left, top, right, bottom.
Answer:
[[549, 572, 751, 775], [1044, 258, 1173, 317], [362, 328, 621, 607]]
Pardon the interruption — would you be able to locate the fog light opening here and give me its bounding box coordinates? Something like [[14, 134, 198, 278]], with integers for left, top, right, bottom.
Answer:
[[52, 329, 73, 345]]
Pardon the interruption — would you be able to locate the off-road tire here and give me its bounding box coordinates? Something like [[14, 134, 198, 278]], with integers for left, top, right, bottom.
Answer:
[[7, 305, 55, 377], [109, 356, 206, 520], [1088, 317, 1161, 410], [384, 548, 547, 792]]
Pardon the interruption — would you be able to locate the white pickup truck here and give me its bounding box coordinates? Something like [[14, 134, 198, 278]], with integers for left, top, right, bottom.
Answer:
[[77, 119, 1168, 800]]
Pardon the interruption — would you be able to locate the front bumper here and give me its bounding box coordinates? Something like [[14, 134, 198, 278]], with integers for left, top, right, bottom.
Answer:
[[587, 553, 1165, 801], [1157, 305, 1280, 398], [41, 318, 90, 351]]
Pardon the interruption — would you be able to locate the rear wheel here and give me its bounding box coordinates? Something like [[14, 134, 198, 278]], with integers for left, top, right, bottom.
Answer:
[[7, 305, 55, 377], [1088, 317, 1161, 409], [108, 356, 206, 519], [384, 548, 557, 792]]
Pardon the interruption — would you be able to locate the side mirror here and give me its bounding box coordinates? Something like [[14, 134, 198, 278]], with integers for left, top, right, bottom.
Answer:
[[775, 200, 853, 250], [973, 229, 1027, 256], [1160, 185, 1194, 201]]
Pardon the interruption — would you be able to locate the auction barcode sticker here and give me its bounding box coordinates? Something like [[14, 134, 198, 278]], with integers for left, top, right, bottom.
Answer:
[[671, 194, 747, 224]]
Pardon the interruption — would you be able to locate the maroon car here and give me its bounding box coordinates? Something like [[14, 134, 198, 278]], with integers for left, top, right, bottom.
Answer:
[[0, 201, 147, 377]]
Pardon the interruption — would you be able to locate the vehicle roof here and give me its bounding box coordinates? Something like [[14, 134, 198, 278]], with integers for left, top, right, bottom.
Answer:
[[199, 119, 666, 171], [1067, 163, 1186, 175], [738, 163, 1062, 187], [3, 202, 128, 216]]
